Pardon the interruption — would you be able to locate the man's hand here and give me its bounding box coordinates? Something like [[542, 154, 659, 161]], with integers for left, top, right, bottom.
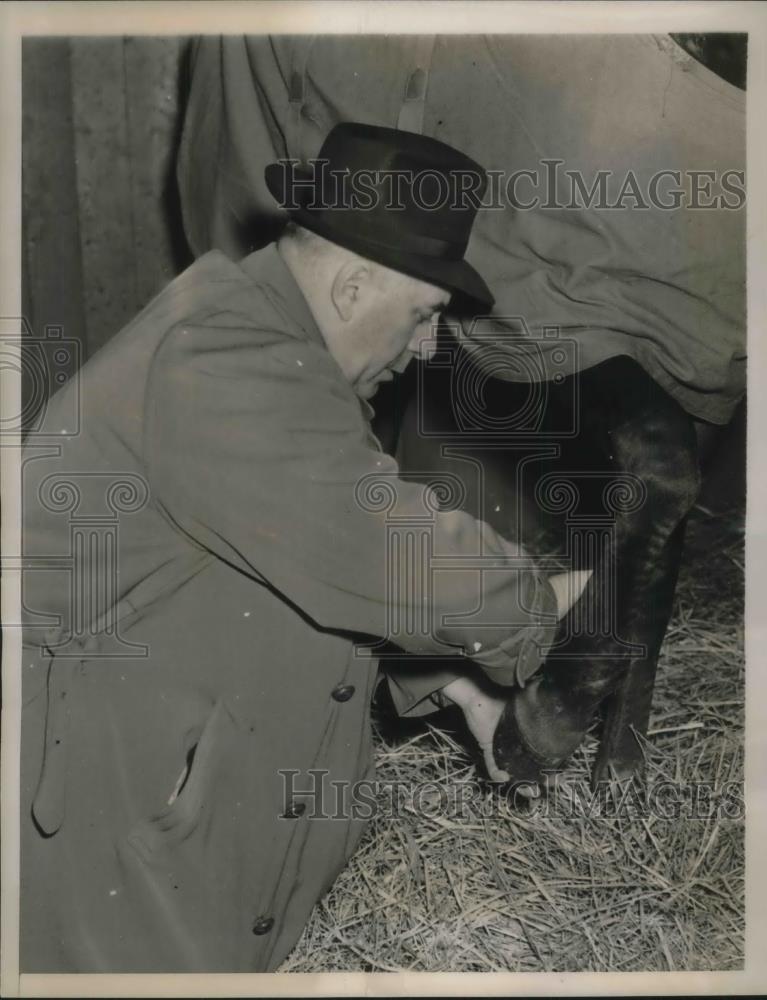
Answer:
[[441, 569, 592, 782], [440, 676, 510, 782], [548, 569, 592, 620]]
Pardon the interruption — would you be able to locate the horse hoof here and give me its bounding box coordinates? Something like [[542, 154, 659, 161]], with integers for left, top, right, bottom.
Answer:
[[491, 682, 584, 786], [492, 698, 561, 785]]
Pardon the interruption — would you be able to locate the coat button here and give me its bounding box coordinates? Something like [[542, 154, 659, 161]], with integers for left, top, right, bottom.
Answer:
[[282, 800, 306, 819], [331, 683, 355, 703], [252, 916, 274, 935]]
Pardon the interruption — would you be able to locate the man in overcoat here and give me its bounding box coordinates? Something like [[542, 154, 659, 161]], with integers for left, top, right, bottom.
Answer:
[[20, 123, 587, 972]]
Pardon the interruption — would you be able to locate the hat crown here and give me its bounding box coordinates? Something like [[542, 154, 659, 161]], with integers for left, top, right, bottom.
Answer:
[[319, 121, 483, 177], [264, 121, 495, 309], [297, 123, 487, 246]]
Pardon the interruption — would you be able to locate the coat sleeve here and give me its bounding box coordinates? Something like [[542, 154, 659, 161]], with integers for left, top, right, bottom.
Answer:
[[145, 324, 559, 687]]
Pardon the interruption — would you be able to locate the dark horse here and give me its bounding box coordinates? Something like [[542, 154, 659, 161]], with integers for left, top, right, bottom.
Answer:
[[377, 346, 700, 786], [380, 34, 745, 786]]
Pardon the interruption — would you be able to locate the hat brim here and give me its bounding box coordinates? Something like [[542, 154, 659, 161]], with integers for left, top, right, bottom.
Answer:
[[265, 162, 495, 312]]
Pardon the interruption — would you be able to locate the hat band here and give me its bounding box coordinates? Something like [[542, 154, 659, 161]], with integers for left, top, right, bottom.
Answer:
[[293, 207, 468, 261]]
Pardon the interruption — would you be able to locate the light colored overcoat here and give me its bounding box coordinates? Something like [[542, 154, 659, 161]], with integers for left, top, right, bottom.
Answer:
[[21, 244, 556, 971]]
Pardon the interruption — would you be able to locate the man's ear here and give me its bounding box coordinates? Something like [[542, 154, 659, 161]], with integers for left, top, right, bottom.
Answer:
[[330, 260, 372, 321]]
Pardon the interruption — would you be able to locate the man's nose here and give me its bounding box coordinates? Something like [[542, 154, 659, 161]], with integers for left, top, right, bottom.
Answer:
[[390, 349, 413, 374]]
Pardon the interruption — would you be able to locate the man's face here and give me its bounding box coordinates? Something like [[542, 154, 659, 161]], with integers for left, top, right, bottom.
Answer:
[[335, 269, 451, 400]]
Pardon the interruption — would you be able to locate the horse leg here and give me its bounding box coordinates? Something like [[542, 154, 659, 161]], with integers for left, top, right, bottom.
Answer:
[[594, 519, 686, 783], [494, 356, 701, 786], [590, 359, 701, 782]]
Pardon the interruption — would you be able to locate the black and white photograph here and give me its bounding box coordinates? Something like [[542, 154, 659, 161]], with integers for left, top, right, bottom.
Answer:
[[1, 2, 765, 995]]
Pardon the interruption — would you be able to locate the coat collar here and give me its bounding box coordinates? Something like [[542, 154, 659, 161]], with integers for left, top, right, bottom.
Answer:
[[238, 243, 325, 350], [237, 242, 377, 422]]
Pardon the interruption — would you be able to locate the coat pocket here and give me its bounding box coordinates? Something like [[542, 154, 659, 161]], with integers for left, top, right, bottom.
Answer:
[[125, 698, 235, 862]]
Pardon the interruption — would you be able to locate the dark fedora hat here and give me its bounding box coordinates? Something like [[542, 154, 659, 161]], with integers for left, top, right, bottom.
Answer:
[[265, 122, 494, 309]]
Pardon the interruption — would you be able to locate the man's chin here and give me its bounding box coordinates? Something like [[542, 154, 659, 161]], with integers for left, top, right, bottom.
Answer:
[[356, 381, 380, 400]]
